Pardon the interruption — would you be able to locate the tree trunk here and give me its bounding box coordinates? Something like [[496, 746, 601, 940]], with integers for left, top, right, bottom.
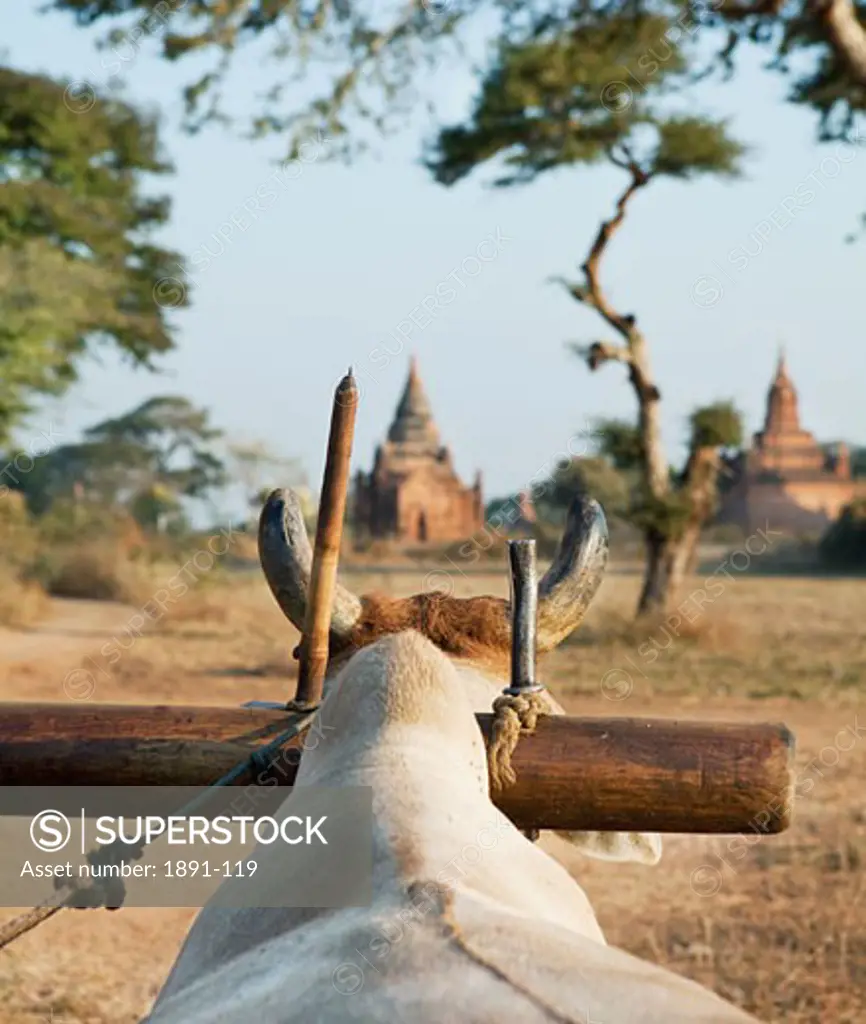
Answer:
[[636, 532, 666, 615], [636, 531, 696, 617], [812, 0, 866, 86], [670, 525, 699, 598], [636, 449, 720, 617], [684, 530, 702, 578]]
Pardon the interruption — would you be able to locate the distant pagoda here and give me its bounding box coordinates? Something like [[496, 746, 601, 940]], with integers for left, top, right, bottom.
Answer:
[[719, 349, 862, 533], [353, 357, 483, 542]]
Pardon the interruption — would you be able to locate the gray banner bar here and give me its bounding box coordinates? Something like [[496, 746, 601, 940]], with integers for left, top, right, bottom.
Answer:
[[0, 786, 372, 908]]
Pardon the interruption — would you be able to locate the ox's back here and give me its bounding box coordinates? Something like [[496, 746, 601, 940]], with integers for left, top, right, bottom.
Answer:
[[146, 632, 758, 1024]]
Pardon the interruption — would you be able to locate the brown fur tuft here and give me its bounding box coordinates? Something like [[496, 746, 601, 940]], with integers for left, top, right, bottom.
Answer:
[[311, 591, 527, 677], [294, 590, 560, 679], [350, 592, 510, 654]]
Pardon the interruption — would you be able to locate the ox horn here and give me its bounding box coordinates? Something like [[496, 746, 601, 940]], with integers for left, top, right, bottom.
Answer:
[[535, 493, 608, 652], [257, 487, 362, 639]]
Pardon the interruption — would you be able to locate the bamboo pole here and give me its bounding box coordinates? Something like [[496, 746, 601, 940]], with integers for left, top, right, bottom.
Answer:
[[294, 369, 359, 709], [0, 702, 796, 834]]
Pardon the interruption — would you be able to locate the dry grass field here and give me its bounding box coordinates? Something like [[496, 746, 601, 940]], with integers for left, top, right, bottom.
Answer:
[[0, 557, 863, 1023]]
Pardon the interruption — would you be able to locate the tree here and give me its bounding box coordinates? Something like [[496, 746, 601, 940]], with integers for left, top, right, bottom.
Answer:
[[0, 64, 186, 442], [0, 241, 116, 439], [425, 22, 744, 615], [533, 449, 632, 525], [84, 396, 226, 530], [821, 441, 866, 475], [47, 0, 866, 162], [228, 440, 311, 525], [819, 497, 866, 570], [11, 396, 226, 531]]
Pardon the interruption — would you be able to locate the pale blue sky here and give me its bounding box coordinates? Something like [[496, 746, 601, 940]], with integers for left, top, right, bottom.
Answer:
[[5, 7, 865, 517]]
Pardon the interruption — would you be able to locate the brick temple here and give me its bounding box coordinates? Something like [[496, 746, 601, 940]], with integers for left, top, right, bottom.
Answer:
[[353, 357, 484, 543], [720, 351, 863, 533]]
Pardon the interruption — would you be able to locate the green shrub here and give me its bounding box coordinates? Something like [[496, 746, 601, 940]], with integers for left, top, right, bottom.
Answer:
[[819, 499, 866, 572]]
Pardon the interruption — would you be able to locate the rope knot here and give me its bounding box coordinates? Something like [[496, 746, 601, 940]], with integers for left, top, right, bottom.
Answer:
[[487, 690, 549, 792]]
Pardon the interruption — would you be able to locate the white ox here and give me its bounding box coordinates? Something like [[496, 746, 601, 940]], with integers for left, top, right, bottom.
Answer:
[[144, 490, 759, 1024]]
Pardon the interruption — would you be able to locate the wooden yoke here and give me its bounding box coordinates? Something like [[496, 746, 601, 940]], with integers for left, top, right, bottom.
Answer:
[[0, 703, 795, 834]]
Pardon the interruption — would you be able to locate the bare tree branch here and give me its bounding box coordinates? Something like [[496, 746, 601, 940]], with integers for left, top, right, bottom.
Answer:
[[563, 168, 669, 500], [710, 0, 785, 20], [565, 339, 633, 371], [580, 164, 651, 338], [551, 277, 592, 306]]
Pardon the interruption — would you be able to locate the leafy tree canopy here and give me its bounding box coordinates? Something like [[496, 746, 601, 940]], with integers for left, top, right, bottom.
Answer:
[[591, 418, 646, 473], [46, 0, 866, 161], [426, 16, 743, 188], [0, 65, 186, 441], [689, 400, 743, 449], [10, 396, 225, 527], [537, 406, 744, 539], [535, 453, 633, 522], [228, 440, 309, 516]]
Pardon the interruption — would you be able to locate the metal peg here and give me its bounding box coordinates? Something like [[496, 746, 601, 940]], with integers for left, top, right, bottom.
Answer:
[[503, 539, 544, 696]]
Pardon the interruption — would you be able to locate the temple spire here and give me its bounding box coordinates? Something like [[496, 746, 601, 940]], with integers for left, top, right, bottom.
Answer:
[[387, 355, 440, 449], [763, 347, 800, 435]]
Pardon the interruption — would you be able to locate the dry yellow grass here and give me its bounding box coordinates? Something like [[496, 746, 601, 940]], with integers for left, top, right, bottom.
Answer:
[[0, 561, 863, 1023], [0, 570, 49, 629]]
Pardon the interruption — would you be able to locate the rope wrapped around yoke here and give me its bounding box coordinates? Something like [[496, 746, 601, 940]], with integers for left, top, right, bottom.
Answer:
[[487, 690, 549, 791], [487, 690, 549, 843]]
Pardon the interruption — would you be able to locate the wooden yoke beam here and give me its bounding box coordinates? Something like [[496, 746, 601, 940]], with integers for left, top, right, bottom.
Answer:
[[0, 702, 795, 834]]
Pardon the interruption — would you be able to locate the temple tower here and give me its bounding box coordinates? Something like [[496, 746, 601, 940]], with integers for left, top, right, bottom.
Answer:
[[718, 349, 862, 533], [353, 357, 484, 543]]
